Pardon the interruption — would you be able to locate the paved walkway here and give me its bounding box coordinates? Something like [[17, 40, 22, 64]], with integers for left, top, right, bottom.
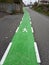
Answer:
[[0, 8, 40, 65], [0, 12, 8, 18], [0, 14, 23, 61], [27, 7, 49, 65]]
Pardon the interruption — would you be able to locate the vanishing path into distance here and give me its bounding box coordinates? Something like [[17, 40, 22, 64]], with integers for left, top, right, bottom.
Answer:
[[0, 8, 40, 65], [27, 7, 49, 65]]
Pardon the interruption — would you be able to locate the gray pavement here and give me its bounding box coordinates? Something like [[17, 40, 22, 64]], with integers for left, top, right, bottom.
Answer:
[[0, 12, 8, 18], [0, 14, 23, 60], [27, 7, 49, 65]]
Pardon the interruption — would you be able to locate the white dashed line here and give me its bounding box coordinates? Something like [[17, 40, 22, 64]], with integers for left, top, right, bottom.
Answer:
[[22, 18, 23, 21], [16, 27, 19, 33], [0, 42, 12, 65], [20, 21, 22, 24], [34, 42, 41, 63], [30, 22, 32, 24], [31, 27, 34, 33], [22, 15, 24, 21]]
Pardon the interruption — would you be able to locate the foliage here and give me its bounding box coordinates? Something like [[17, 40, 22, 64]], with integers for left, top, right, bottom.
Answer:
[[32, 4, 49, 16], [0, 0, 6, 2], [33, 2, 38, 7], [0, 0, 22, 3]]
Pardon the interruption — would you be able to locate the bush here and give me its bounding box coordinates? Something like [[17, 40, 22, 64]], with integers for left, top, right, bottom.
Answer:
[[33, 2, 38, 7], [0, 0, 6, 3], [11, 10, 16, 14], [32, 4, 49, 16]]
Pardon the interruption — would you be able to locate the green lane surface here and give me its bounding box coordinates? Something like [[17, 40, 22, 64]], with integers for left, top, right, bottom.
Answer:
[[3, 9, 39, 65]]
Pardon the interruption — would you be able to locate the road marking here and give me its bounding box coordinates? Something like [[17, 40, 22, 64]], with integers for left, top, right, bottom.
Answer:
[[30, 22, 32, 24], [16, 27, 19, 33], [20, 21, 22, 24], [34, 42, 41, 63], [0, 42, 12, 65], [22, 18, 23, 20], [22, 15, 24, 21], [31, 27, 34, 33], [23, 28, 27, 32], [1, 8, 40, 65]]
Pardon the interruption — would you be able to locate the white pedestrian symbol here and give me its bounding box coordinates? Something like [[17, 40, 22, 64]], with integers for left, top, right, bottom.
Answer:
[[23, 28, 27, 32]]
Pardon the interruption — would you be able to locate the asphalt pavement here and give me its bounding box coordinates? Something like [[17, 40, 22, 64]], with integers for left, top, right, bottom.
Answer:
[[27, 7, 49, 65], [0, 14, 23, 61], [0, 12, 8, 18]]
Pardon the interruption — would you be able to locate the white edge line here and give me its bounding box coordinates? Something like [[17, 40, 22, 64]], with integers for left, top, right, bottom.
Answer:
[[22, 18, 23, 21], [22, 15, 24, 21], [0, 42, 12, 65], [16, 13, 24, 33], [31, 27, 34, 33], [20, 14, 24, 24], [34, 42, 41, 63], [20, 21, 22, 24], [16, 27, 19, 33], [30, 22, 32, 24]]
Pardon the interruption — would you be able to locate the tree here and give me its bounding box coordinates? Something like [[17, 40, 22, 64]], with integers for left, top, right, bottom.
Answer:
[[14, 0, 22, 4], [6, 0, 13, 3], [0, 0, 6, 2]]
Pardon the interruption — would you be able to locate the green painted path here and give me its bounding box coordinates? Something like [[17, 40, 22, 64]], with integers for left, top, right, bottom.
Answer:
[[3, 8, 39, 65]]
